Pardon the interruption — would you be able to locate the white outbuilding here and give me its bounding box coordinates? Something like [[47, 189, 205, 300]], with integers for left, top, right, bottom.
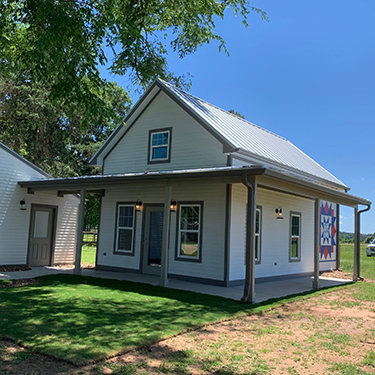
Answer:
[[0, 143, 79, 267]]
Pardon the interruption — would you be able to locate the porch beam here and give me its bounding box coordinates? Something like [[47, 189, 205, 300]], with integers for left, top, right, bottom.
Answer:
[[160, 185, 171, 287], [74, 189, 86, 275], [313, 199, 320, 290], [241, 175, 257, 303]]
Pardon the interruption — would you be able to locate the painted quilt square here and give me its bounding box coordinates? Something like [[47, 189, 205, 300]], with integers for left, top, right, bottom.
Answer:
[[320, 200, 337, 261]]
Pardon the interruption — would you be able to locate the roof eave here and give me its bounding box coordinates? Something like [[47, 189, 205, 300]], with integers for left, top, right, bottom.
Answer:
[[232, 148, 349, 191], [18, 166, 267, 191], [262, 169, 371, 207], [0, 143, 51, 179]]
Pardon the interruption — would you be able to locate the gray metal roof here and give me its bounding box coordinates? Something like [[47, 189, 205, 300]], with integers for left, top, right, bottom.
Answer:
[[90, 78, 348, 190], [0, 142, 51, 179], [159, 80, 347, 190]]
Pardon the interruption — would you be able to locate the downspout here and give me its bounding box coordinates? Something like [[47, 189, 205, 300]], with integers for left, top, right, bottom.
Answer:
[[353, 203, 371, 281], [241, 174, 257, 303]]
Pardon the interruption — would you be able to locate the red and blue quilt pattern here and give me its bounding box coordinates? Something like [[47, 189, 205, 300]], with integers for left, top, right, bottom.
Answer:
[[320, 200, 337, 262]]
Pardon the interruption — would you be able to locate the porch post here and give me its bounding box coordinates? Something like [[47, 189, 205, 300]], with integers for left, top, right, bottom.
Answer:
[[160, 185, 171, 287], [313, 198, 320, 290], [353, 205, 360, 281], [74, 188, 86, 275], [336, 204, 340, 270], [241, 175, 257, 303]]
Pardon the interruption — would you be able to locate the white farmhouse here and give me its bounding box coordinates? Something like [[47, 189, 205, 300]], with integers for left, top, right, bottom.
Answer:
[[0, 143, 79, 267], [19, 79, 370, 302]]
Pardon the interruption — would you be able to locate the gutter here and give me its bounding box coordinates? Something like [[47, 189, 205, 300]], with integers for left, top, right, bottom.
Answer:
[[354, 203, 372, 280]]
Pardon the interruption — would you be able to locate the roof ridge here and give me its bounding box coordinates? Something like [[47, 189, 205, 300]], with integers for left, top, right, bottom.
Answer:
[[160, 79, 287, 141]]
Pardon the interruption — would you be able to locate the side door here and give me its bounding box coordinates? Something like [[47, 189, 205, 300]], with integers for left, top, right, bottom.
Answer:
[[28, 205, 55, 267]]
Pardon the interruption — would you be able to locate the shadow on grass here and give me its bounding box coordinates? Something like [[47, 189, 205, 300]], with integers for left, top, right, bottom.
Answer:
[[0, 274, 357, 365]]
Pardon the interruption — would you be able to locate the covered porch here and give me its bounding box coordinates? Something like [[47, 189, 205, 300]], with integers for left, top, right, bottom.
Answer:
[[18, 166, 371, 303]]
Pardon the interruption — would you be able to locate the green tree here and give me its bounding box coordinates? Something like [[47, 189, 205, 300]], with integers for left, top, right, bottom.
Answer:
[[0, 75, 132, 229], [0, 1, 266, 123], [0, 75, 132, 177], [228, 109, 245, 119], [365, 236, 374, 244]]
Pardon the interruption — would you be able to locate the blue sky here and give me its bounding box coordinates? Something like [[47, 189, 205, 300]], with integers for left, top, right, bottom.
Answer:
[[101, 0, 374, 234]]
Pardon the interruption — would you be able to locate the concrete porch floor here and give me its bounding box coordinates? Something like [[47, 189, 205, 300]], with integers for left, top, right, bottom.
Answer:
[[0, 267, 352, 303]]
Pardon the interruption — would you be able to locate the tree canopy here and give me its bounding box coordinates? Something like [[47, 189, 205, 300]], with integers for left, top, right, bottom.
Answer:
[[0, 74, 132, 177], [228, 109, 245, 119], [0, 0, 266, 122]]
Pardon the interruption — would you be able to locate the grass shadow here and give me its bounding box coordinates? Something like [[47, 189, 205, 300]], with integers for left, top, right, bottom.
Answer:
[[0, 273, 361, 365]]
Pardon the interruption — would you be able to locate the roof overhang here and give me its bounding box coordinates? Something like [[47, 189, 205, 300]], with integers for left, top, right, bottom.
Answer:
[[19, 166, 266, 192], [233, 148, 349, 191], [18, 166, 371, 209], [260, 170, 370, 208]]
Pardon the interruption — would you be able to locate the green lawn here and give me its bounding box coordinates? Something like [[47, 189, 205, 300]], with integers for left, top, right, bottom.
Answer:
[[81, 244, 96, 265], [1, 242, 373, 367], [339, 243, 375, 279], [0, 274, 269, 364]]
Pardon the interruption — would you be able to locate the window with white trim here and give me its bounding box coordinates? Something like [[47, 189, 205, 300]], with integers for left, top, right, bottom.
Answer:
[[115, 204, 135, 253], [290, 213, 301, 261], [243, 206, 262, 265], [177, 204, 201, 261], [255, 207, 261, 263], [149, 129, 170, 162]]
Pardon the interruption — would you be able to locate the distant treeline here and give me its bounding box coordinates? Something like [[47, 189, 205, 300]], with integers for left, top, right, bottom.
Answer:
[[340, 232, 374, 244]]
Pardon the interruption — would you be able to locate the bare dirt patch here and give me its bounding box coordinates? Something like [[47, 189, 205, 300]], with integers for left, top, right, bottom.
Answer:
[[2, 284, 375, 375], [0, 266, 31, 272], [0, 278, 42, 289]]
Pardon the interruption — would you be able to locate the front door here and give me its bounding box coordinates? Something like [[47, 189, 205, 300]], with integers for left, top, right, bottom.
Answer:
[[142, 206, 164, 275], [28, 205, 55, 267]]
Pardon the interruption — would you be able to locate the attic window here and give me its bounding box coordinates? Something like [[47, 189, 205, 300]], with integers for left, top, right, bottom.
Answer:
[[148, 128, 172, 164]]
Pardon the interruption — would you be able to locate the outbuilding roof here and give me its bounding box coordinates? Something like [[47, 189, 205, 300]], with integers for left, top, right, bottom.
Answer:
[[90, 79, 348, 190], [0, 142, 51, 179]]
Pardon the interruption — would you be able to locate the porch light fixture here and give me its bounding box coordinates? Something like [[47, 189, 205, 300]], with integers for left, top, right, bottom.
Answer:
[[170, 199, 177, 211], [20, 199, 27, 211], [275, 207, 283, 219], [135, 200, 143, 211]]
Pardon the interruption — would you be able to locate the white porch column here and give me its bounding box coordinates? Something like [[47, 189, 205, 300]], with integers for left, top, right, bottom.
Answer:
[[241, 175, 257, 303], [160, 185, 171, 287], [353, 205, 360, 281], [74, 188, 86, 275], [313, 198, 320, 290]]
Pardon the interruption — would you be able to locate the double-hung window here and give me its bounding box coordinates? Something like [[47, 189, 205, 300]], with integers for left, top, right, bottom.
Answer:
[[255, 207, 261, 263], [290, 212, 301, 261], [148, 128, 171, 163], [115, 204, 135, 254], [177, 204, 202, 262]]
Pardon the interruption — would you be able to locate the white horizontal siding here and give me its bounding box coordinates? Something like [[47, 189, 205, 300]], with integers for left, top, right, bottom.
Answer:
[[98, 180, 227, 281], [320, 260, 336, 272], [104, 91, 227, 174], [229, 184, 315, 281], [0, 147, 79, 265]]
